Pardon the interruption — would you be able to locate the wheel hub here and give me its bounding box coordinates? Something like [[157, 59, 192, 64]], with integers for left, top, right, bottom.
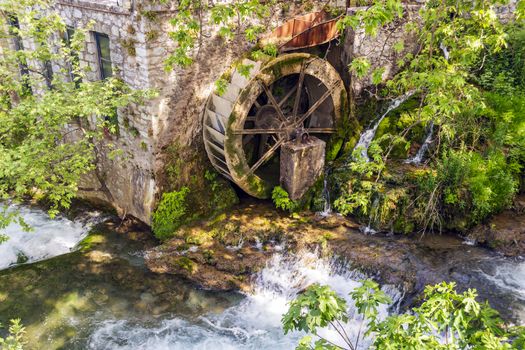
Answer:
[[254, 104, 305, 141]]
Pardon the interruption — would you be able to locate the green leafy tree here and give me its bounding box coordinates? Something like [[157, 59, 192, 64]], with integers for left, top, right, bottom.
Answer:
[[163, 0, 271, 70], [283, 281, 525, 349], [0, 0, 153, 227], [330, 0, 525, 232]]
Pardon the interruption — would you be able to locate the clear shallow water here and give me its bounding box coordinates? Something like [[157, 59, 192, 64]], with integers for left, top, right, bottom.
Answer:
[[0, 207, 399, 349], [0, 206, 524, 349]]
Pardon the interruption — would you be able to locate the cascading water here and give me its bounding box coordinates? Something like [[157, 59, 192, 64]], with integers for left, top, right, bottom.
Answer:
[[360, 197, 379, 235], [353, 91, 415, 162], [482, 261, 525, 301], [2, 210, 525, 348], [440, 42, 450, 60], [476, 259, 525, 321], [405, 121, 434, 165], [319, 168, 333, 217], [0, 205, 101, 270], [88, 251, 401, 350]]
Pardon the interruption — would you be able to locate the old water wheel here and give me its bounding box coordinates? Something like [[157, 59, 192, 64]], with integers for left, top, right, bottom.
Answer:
[[203, 53, 350, 198]]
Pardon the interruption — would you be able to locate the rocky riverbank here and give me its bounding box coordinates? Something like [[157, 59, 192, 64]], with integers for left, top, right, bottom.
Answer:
[[467, 195, 525, 257], [145, 200, 525, 319]]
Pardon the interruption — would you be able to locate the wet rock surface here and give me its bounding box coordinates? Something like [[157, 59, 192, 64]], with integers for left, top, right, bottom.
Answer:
[[468, 195, 525, 257], [145, 201, 524, 321]]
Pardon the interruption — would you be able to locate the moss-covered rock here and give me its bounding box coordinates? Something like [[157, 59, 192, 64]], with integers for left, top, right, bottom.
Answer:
[[153, 143, 239, 241], [467, 196, 525, 256]]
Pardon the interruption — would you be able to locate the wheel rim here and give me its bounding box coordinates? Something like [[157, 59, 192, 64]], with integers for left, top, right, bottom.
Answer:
[[205, 53, 349, 198]]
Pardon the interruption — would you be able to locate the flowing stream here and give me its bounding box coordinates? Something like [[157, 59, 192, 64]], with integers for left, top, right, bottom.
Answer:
[[88, 252, 400, 350], [0, 206, 524, 349]]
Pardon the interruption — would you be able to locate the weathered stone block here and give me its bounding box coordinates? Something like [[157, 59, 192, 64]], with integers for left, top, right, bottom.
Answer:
[[280, 137, 325, 200]]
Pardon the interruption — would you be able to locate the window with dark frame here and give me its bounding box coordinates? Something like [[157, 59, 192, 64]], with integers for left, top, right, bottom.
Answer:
[[7, 14, 31, 94], [64, 26, 81, 86], [93, 32, 118, 136], [94, 32, 113, 80], [43, 60, 53, 89]]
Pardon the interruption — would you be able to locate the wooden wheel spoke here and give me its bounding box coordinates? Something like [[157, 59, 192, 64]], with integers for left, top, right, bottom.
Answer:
[[278, 85, 297, 108], [294, 82, 339, 128], [306, 128, 336, 133], [260, 82, 287, 123], [293, 61, 306, 120], [234, 128, 282, 135], [247, 138, 285, 176]]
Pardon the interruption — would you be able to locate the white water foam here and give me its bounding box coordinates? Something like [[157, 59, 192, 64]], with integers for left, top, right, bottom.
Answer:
[[353, 91, 415, 162], [88, 251, 400, 350], [360, 226, 378, 235], [0, 205, 100, 270], [480, 261, 525, 301], [440, 42, 450, 61], [477, 260, 525, 322]]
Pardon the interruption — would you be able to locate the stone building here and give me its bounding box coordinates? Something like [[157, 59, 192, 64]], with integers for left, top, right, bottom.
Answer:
[[41, 0, 513, 224], [54, 0, 168, 224], [48, 0, 362, 224]]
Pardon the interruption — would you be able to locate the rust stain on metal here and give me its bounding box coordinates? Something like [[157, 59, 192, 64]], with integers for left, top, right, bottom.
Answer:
[[266, 11, 342, 52]]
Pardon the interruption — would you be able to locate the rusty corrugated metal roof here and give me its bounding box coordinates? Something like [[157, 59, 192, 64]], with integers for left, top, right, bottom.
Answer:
[[265, 11, 342, 52]]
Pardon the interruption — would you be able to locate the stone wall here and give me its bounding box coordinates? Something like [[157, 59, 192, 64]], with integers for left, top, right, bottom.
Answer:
[[55, 0, 159, 223], [343, 4, 422, 100]]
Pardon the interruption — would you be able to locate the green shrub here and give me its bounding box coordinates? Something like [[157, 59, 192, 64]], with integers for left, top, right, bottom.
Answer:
[[272, 186, 298, 213], [474, 25, 525, 94], [283, 281, 525, 350], [152, 187, 190, 241], [414, 149, 518, 231]]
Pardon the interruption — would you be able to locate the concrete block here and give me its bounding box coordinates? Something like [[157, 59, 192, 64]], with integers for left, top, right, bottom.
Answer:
[[280, 137, 325, 200]]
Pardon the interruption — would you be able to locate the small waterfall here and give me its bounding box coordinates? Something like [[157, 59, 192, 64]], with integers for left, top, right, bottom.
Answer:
[[353, 91, 415, 162], [88, 251, 401, 349], [440, 42, 450, 60], [479, 261, 525, 302], [0, 205, 102, 270], [319, 168, 332, 217], [405, 121, 434, 165], [360, 197, 379, 235]]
